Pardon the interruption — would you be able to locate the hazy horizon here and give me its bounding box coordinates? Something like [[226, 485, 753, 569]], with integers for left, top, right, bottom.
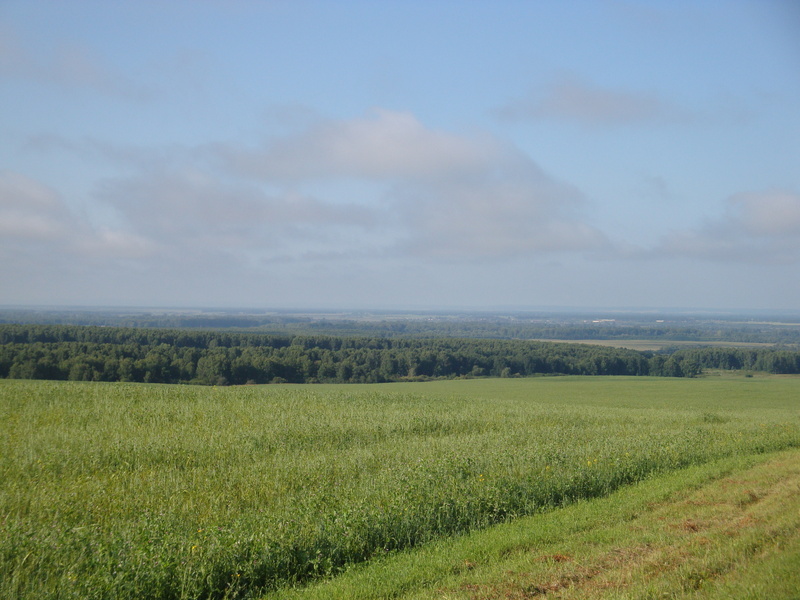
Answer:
[[3, 303, 799, 319]]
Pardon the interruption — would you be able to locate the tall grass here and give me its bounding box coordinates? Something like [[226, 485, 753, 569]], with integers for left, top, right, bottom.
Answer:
[[1, 377, 798, 599]]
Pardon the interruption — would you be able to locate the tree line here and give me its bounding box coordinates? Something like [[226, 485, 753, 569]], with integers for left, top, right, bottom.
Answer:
[[1, 324, 798, 385], [661, 346, 800, 376], [3, 310, 800, 345], [0, 324, 670, 384]]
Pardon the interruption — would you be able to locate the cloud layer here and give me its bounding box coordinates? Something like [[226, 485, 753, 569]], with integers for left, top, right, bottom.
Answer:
[[5, 110, 604, 270], [207, 110, 610, 260], [217, 109, 502, 182], [0, 170, 157, 261], [657, 190, 800, 264], [3, 102, 797, 309], [497, 77, 692, 126], [0, 24, 147, 99], [5, 109, 798, 282]]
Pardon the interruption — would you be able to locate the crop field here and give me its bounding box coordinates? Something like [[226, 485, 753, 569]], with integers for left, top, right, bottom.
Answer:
[[1, 376, 799, 599], [532, 338, 781, 351]]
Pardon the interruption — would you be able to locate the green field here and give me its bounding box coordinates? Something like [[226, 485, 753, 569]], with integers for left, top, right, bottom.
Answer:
[[532, 338, 781, 351], [2, 376, 799, 599], [273, 448, 800, 599]]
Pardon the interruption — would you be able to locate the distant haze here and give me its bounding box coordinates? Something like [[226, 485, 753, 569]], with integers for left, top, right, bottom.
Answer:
[[1, 1, 799, 310]]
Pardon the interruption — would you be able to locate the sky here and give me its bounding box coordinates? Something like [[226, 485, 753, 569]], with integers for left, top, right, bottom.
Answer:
[[1, 0, 799, 311]]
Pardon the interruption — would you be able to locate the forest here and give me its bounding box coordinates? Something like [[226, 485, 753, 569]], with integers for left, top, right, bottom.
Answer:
[[2, 323, 800, 385], [3, 308, 800, 344]]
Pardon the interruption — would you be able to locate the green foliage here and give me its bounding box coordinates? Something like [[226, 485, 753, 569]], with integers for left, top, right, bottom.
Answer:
[[1, 377, 799, 599], [3, 324, 799, 385], [0, 324, 656, 384], [3, 307, 800, 345], [668, 346, 800, 374], [267, 450, 800, 600]]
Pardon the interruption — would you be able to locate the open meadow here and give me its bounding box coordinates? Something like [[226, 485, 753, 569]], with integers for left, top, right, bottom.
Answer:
[[531, 338, 782, 352], [2, 376, 799, 599]]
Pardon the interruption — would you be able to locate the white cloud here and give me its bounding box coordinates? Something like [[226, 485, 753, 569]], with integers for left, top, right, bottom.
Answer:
[[0, 171, 70, 241], [208, 109, 609, 261], [73, 229, 161, 259], [393, 164, 608, 259], [497, 77, 692, 126], [656, 189, 800, 264], [0, 170, 157, 261], [94, 167, 384, 262], [8, 110, 614, 280], [215, 108, 505, 181], [0, 170, 62, 211], [733, 190, 800, 237], [0, 23, 148, 99]]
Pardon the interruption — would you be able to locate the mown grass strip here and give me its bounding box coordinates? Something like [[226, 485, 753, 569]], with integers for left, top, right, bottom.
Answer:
[[266, 449, 800, 599]]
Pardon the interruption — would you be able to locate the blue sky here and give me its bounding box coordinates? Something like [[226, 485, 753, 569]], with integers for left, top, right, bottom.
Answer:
[[1, 0, 799, 310]]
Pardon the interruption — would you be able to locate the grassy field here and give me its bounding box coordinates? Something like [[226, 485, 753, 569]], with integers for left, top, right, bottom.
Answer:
[[1, 376, 799, 599], [531, 338, 781, 351], [272, 449, 800, 599]]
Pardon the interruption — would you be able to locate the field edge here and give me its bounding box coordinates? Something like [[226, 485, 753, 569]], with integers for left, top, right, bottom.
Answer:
[[265, 447, 800, 599]]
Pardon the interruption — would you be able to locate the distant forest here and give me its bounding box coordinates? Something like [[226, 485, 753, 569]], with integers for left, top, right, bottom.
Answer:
[[2, 309, 800, 344], [2, 324, 800, 385]]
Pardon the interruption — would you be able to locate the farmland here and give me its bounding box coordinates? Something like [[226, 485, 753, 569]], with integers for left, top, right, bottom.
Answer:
[[531, 338, 781, 352], [2, 376, 799, 599]]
